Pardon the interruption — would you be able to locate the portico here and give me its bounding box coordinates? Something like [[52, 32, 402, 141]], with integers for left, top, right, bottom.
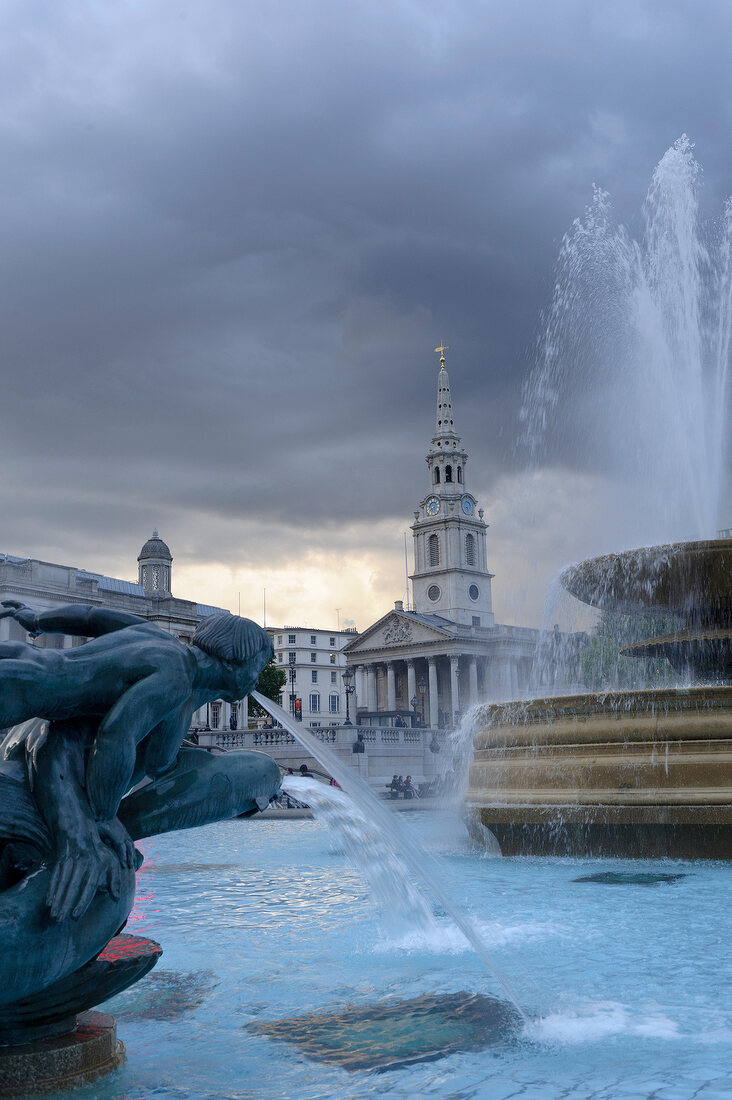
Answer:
[[346, 604, 537, 726]]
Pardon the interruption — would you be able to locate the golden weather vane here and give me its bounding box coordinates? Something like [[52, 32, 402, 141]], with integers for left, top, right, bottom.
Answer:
[[434, 341, 449, 368]]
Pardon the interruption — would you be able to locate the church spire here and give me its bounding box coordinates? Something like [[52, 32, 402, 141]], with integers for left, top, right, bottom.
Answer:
[[431, 342, 461, 455]]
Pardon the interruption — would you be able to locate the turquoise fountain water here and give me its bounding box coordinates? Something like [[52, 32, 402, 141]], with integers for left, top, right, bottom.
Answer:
[[96, 813, 732, 1099]]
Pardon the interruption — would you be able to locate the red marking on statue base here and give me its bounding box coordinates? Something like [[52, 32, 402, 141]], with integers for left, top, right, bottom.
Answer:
[[99, 932, 162, 963]]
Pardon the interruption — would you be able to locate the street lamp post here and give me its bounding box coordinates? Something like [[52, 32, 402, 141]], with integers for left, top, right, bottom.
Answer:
[[342, 666, 355, 725], [418, 676, 426, 727], [289, 665, 296, 715]]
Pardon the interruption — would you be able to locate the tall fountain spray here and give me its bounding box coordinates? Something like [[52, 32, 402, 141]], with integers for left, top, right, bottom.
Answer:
[[522, 135, 732, 547], [468, 138, 732, 858]]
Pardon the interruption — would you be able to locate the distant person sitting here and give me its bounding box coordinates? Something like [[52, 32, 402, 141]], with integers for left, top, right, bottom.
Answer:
[[403, 775, 418, 800], [387, 774, 400, 799], [299, 763, 312, 777]]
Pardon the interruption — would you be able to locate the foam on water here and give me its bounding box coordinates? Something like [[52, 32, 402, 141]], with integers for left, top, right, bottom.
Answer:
[[379, 918, 559, 955], [526, 1001, 682, 1044]]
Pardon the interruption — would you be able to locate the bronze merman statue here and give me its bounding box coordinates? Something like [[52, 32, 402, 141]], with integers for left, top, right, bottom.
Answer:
[[0, 601, 280, 1048]]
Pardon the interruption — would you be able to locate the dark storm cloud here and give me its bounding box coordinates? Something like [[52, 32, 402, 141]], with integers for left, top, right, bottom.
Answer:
[[2, 0, 732, 572]]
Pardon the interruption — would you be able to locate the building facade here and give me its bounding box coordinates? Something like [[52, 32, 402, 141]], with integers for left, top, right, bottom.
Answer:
[[0, 531, 249, 733], [344, 348, 542, 726], [268, 625, 360, 727]]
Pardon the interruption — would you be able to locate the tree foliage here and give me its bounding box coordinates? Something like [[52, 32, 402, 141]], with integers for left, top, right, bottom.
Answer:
[[249, 657, 287, 719], [580, 610, 680, 691]]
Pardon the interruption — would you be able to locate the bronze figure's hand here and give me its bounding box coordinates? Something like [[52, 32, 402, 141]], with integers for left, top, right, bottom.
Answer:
[[0, 599, 39, 635], [98, 817, 137, 870], [47, 828, 122, 924]]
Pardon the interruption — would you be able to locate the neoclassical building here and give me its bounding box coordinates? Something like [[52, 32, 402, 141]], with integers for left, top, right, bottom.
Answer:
[[344, 349, 540, 727]]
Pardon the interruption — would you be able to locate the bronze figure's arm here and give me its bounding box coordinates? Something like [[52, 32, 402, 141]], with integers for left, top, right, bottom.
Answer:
[[0, 601, 149, 639]]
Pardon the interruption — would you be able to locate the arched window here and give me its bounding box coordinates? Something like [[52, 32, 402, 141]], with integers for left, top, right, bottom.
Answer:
[[428, 534, 440, 567], [465, 533, 475, 566], [434, 466, 440, 484], [457, 466, 463, 483], [445, 465, 453, 483]]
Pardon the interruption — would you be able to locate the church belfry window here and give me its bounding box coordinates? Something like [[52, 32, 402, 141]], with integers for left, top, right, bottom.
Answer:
[[428, 534, 440, 567], [445, 465, 453, 483], [465, 533, 475, 566], [434, 467, 440, 484], [457, 466, 463, 483]]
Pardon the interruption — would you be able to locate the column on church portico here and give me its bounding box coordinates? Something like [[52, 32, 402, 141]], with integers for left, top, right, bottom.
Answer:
[[427, 657, 439, 729], [240, 695, 249, 726], [355, 665, 365, 710], [386, 662, 396, 711], [367, 665, 377, 711], [468, 656, 478, 704], [0, 617, 9, 642], [450, 655, 460, 724], [406, 659, 416, 714], [509, 657, 519, 700]]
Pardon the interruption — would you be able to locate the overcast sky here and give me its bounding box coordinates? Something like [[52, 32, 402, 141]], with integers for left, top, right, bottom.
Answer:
[[2, 0, 731, 631]]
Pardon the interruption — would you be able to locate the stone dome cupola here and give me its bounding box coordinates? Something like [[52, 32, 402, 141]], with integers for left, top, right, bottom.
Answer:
[[137, 529, 172, 597]]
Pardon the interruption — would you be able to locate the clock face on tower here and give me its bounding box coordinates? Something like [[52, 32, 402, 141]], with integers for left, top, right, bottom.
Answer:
[[425, 496, 440, 516], [461, 496, 474, 515]]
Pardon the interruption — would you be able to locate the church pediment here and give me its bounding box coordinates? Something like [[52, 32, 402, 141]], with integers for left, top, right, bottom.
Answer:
[[344, 610, 456, 655]]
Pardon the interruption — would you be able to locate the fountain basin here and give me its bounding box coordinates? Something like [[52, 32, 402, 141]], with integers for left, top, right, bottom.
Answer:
[[467, 686, 732, 858]]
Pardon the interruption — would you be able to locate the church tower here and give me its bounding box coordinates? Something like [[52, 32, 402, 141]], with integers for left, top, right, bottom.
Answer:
[[410, 345, 494, 627]]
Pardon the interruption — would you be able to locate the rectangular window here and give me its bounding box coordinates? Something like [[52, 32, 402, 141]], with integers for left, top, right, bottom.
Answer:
[[310, 694, 320, 713], [310, 634, 316, 645], [310, 652, 316, 663], [329, 695, 340, 713], [329, 637, 336, 646], [278, 653, 283, 662], [288, 634, 296, 644], [288, 652, 296, 664], [289, 669, 297, 682], [210, 703, 221, 729], [277, 635, 282, 644], [472, 616, 480, 627], [330, 671, 337, 684], [329, 653, 336, 664], [310, 721, 321, 728], [311, 670, 318, 683]]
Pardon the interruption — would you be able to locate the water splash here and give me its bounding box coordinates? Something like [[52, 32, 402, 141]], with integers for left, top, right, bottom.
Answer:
[[522, 136, 732, 547], [252, 691, 528, 1020], [282, 775, 437, 941]]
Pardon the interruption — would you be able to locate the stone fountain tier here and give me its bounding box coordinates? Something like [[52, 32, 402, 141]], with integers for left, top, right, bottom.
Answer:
[[620, 627, 732, 682], [466, 686, 732, 858], [561, 538, 732, 682], [561, 537, 732, 623]]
